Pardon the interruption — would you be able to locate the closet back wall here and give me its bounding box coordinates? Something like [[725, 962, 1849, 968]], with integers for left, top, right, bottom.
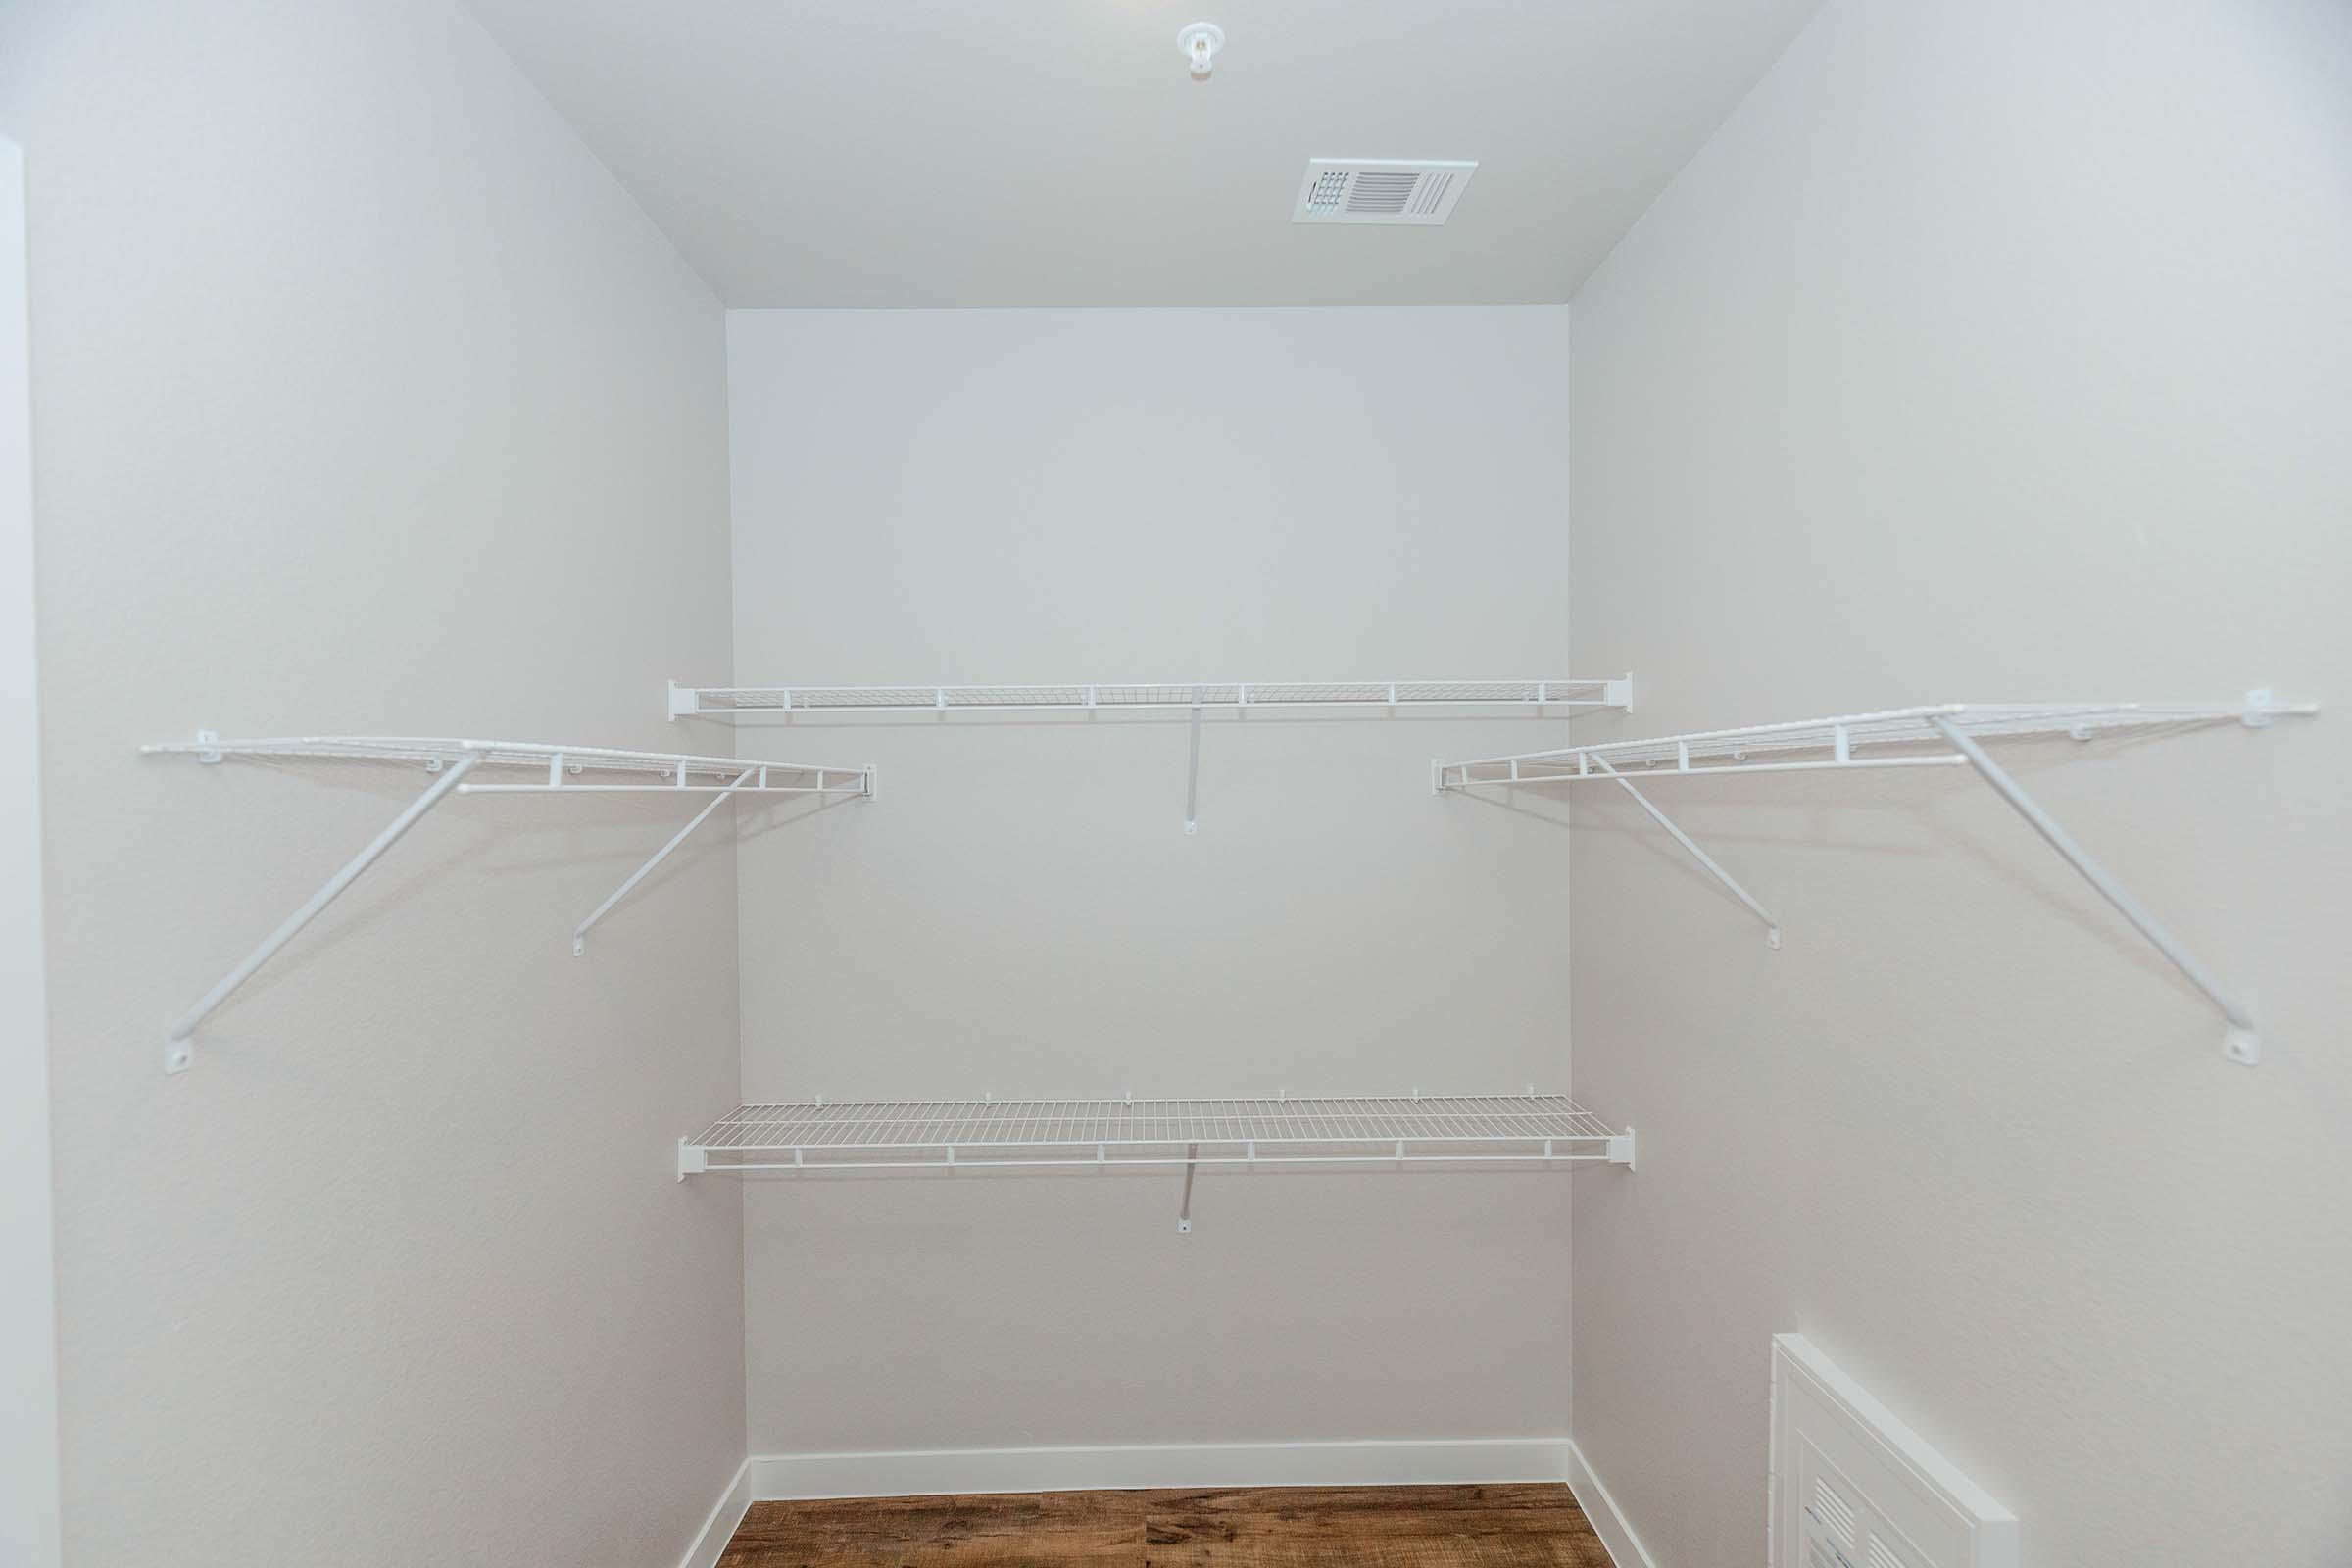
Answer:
[[725, 307, 1576, 1457], [3, 3, 744, 1564]]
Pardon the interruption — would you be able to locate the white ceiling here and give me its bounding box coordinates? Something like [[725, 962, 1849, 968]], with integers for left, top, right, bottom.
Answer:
[[463, 0, 1827, 307]]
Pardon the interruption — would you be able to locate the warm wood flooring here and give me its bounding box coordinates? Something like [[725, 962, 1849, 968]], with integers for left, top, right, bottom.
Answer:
[[715, 1484, 1612, 1568]]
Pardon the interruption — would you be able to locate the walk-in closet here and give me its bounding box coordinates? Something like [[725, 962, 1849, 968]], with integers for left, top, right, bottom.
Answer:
[[4, 3, 2346, 1566]]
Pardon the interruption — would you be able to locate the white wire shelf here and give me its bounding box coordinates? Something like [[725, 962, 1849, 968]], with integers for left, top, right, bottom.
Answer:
[[1434, 698, 2312, 788], [143, 732, 873, 1071], [140, 733, 873, 796], [680, 1094, 1634, 1176], [1436, 692, 2319, 1064], [669, 676, 1633, 718]]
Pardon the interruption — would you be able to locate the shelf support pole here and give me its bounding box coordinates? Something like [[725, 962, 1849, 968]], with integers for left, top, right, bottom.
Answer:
[[1177, 1142, 1199, 1233], [1929, 717, 2263, 1064], [163, 750, 485, 1073], [1183, 688, 1203, 835], [572, 767, 758, 957], [1590, 756, 1781, 949]]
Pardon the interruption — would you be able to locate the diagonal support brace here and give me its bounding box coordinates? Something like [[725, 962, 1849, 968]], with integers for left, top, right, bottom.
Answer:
[[1591, 755, 1781, 948], [165, 750, 485, 1072], [1930, 716, 2263, 1064], [573, 767, 757, 956]]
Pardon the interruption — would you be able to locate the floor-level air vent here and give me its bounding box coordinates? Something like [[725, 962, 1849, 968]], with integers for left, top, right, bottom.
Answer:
[[1769, 1336, 2019, 1568], [1292, 159, 1476, 224]]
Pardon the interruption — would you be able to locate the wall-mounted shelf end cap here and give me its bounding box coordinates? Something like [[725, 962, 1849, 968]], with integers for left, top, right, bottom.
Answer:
[[1606, 673, 1634, 712], [1607, 1126, 1636, 1171], [677, 1138, 708, 1182], [666, 680, 698, 720]]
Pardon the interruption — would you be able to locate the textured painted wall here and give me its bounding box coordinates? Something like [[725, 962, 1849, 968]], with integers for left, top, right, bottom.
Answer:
[[1, 139, 64, 1568], [0, 3, 745, 1563], [724, 307, 1579, 1456], [1566, 2, 2352, 1563]]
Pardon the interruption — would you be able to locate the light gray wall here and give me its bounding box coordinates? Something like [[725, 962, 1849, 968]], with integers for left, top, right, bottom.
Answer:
[[1, 135, 63, 1568], [1566, 2, 2351, 1564], [0, 4, 745, 1565], [724, 306, 1577, 1455]]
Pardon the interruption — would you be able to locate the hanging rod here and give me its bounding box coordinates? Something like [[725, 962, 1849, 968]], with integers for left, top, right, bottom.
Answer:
[[669, 675, 1634, 718], [1435, 694, 2317, 1064], [142, 733, 873, 1072]]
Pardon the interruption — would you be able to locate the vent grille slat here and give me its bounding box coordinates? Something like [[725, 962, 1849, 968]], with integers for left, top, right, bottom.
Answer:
[[1811, 1479, 1859, 1547], [1866, 1537, 1915, 1568], [1344, 172, 1422, 214]]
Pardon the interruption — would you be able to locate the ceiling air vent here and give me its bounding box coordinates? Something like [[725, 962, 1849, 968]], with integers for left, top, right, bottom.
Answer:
[[1292, 159, 1477, 225]]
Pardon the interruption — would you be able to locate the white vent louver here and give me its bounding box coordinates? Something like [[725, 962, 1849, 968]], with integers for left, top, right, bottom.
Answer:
[[1770, 1336, 2019, 1568], [1292, 159, 1476, 224]]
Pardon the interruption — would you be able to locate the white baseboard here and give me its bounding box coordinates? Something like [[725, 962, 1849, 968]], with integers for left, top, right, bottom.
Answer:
[[747, 1437, 1573, 1500], [676, 1456, 753, 1568], [690, 1439, 1628, 1565], [1565, 1439, 1658, 1568]]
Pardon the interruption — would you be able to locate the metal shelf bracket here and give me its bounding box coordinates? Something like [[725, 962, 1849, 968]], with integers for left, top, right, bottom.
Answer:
[[160, 747, 486, 1073], [1590, 755, 1782, 948], [1928, 714, 2267, 1064], [574, 767, 758, 956]]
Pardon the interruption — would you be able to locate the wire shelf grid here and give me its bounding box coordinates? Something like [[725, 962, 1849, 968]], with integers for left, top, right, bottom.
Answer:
[[141, 734, 871, 794], [1436, 699, 2313, 788], [683, 1094, 1629, 1174], [673, 677, 1633, 717]]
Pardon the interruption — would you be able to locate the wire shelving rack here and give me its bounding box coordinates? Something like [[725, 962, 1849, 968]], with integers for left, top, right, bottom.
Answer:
[[683, 1092, 1627, 1172], [671, 677, 1631, 834], [668, 676, 1634, 718], [680, 1093, 1632, 1225], [142, 733, 872, 1071], [1436, 694, 2318, 1063]]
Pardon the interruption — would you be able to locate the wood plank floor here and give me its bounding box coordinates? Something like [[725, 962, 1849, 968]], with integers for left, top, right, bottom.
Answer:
[[715, 1484, 1613, 1568]]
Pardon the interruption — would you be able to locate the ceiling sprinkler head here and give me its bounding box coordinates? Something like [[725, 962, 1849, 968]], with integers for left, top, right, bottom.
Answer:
[[1178, 22, 1225, 79]]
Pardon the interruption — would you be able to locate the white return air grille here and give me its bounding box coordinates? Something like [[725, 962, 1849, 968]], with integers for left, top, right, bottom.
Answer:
[[1770, 1336, 2019, 1568], [1293, 159, 1476, 224]]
